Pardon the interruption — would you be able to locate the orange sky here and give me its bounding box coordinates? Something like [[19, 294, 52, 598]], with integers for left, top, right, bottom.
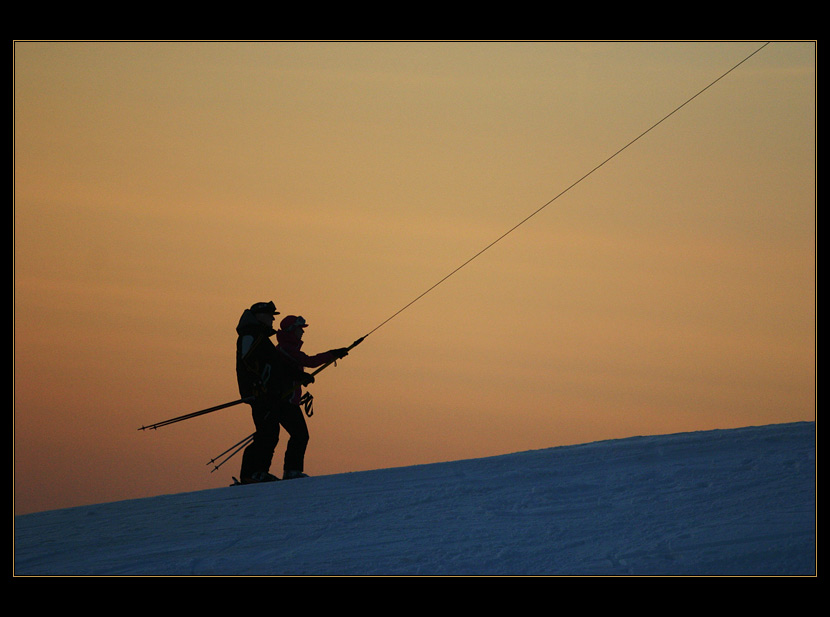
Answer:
[[14, 41, 815, 515]]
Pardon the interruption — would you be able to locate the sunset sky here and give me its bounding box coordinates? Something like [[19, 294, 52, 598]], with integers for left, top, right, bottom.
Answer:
[[14, 41, 815, 515]]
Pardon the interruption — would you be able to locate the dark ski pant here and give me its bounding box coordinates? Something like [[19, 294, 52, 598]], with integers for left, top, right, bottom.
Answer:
[[240, 397, 309, 479]]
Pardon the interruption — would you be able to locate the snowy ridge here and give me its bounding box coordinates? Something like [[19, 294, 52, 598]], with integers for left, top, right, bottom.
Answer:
[[14, 422, 815, 576]]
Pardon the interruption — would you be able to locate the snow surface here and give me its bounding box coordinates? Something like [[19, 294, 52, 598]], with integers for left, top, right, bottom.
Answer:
[[14, 421, 815, 577]]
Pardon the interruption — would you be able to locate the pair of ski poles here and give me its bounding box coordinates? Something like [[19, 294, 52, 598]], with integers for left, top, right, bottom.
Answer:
[[138, 336, 365, 472]]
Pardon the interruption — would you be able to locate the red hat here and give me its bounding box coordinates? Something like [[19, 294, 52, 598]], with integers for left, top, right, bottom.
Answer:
[[279, 315, 308, 331]]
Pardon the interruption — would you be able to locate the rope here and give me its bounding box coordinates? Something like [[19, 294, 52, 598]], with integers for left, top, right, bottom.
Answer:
[[362, 42, 771, 340]]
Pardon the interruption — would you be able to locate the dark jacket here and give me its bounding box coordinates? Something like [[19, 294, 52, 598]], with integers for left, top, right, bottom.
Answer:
[[276, 328, 338, 404], [235, 310, 307, 401]]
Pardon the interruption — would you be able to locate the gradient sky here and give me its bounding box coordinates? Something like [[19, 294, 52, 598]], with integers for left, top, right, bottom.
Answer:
[[14, 41, 815, 515]]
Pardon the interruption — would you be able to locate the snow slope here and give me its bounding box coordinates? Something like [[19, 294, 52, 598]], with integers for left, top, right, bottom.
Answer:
[[14, 421, 815, 576]]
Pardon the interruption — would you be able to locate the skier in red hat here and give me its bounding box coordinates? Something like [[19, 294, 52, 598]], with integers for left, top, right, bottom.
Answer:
[[274, 315, 349, 479]]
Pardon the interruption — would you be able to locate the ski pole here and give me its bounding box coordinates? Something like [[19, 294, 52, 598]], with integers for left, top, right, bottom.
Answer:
[[206, 433, 255, 468], [207, 434, 254, 473], [142, 337, 365, 432], [138, 396, 255, 431]]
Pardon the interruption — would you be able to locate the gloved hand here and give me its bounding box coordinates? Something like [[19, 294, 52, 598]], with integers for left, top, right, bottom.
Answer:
[[331, 347, 350, 359], [300, 373, 315, 386]]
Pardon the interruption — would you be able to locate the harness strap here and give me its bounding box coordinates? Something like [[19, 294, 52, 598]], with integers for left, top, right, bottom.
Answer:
[[299, 392, 314, 417]]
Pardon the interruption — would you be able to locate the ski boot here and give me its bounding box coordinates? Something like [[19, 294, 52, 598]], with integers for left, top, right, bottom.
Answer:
[[241, 471, 280, 484]]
